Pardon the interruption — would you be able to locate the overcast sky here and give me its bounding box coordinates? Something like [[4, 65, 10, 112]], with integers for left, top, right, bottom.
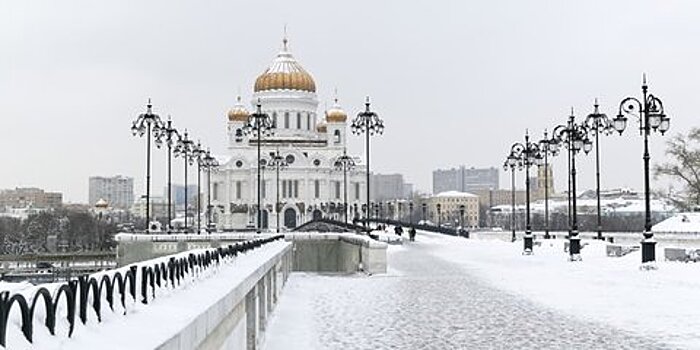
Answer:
[[1, 0, 698, 203]]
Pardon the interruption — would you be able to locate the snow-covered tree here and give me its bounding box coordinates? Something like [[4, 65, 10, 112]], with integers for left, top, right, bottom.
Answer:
[[655, 127, 700, 210]]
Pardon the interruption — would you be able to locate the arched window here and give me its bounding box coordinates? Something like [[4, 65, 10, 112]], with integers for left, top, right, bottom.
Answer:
[[284, 112, 290, 128], [296, 112, 302, 129], [306, 113, 311, 130], [272, 112, 278, 128], [334, 129, 341, 144]]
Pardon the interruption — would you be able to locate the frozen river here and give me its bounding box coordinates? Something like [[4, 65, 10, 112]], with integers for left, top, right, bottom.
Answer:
[[263, 238, 674, 350]]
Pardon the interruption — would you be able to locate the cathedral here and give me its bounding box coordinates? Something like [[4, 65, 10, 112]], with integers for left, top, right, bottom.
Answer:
[[210, 37, 367, 230]]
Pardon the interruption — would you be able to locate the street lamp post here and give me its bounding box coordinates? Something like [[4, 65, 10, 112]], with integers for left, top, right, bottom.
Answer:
[[202, 149, 219, 232], [334, 148, 357, 225], [421, 203, 427, 224], [408, 202, 414, 226], [153, 116, 179, 232], [131, 100, 163, 231], [352, 97, 384, 232], [508, 130, 543, 254], [194, 141, 206, 233], [459, 204, 465, 231], [175, 130, 195, 232], [538, 130, 559, 239], [585, 100, 616, 240], [269, 149, 288, 232], [243, 100, 275, 234], [553, 111, 593, 260], [613, 76, 670, 264], [503, 158, 518, 242]]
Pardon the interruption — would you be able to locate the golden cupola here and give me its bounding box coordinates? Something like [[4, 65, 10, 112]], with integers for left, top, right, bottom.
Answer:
[[325, 98, 347, 123], [254, 38, 316, 93], [227, 96, 250, 122]]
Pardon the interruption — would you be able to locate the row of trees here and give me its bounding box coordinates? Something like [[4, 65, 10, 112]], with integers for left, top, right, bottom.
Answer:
[[0, 210, 118, 255]]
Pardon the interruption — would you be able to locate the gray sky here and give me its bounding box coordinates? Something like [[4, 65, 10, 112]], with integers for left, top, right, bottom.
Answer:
[[1, 0, 698, 203]]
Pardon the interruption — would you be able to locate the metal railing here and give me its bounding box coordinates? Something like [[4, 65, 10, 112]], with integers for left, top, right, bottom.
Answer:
[[0, 235, 284, 347]]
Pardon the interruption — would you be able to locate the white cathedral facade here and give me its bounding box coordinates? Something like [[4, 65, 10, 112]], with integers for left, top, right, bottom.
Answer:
[[210, 38, 367, 230]]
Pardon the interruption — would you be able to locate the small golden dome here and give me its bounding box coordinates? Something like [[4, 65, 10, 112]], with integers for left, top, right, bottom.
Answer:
[[316, 120, 328, 133], [254, 38, 316, 93], [228, 96, 250, 122], [326, 98, 347, 123]]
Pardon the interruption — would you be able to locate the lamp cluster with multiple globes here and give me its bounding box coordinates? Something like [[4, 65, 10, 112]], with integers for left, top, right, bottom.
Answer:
[[131, 99, 219, 234], [504, 76, 670, 264]]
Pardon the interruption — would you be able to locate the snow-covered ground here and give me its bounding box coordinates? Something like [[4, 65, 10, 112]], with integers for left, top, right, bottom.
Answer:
[[263, 231, 694, 349], [424, 232, 700, 349]]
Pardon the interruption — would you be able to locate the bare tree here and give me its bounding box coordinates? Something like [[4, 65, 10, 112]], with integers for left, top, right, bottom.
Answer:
[[654, 128, 700, 210]]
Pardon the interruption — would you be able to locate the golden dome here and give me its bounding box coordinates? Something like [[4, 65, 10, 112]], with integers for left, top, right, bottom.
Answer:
[[316, 119, 328, 133], [254, 38, 316, 93], [228, 96, 250, 122], [326, 98, 347, 123]]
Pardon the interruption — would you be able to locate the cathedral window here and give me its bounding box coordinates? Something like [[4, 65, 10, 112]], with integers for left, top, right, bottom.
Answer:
[[213, 182, 219, 201], [294, 180, 299, 198], [272, 113, 278, 128], [284, 112, 290, 128], [314, 180, 320, 198], [296, 112, 302, 129], [306, 114, 311, 130], [282, 180, 287, 198], [235, 182, 242, 199], [334, 181, 341, 199], [354, 183, 360, 200], [334, 130, 341, 144]]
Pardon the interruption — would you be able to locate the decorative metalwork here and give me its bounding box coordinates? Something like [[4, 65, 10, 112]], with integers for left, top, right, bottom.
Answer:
[[242, 100, 275, 233], [351, 97, 384, 231], [130, 100, 163, 229], [0, 236, 284, 347], [153, 116, 180, 232], [614, 76, 670, 264], [334, 148, 357, 225]]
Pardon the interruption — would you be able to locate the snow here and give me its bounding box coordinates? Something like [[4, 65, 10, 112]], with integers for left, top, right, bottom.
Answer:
[[435, 190, 478, 198], [263, 232, 689, 349], [1, 240, 290, 350], [420, 231, 700, 349], [653, 212, 700, 233]]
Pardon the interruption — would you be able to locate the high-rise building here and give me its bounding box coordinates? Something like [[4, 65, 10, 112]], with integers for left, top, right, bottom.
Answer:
[[370, 173, 410, 201], [0, 187, 63, 209], [88, 175, 134, 209], [433, 166, 499, 194]]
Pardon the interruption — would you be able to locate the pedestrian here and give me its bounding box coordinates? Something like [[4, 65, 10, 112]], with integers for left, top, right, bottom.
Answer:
[[409, 227, 416, 241]]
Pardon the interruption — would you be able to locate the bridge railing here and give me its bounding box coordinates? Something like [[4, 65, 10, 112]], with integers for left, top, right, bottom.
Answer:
[[0, 235, 285, 347], [362, 218, 461, 236]]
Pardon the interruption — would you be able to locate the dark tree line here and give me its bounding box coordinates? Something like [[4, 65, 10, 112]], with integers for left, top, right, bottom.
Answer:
[[0, 210, 117, 255]]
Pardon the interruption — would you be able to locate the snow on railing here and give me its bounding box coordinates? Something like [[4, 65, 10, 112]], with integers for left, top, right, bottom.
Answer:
[[0, 235, 285, 347]]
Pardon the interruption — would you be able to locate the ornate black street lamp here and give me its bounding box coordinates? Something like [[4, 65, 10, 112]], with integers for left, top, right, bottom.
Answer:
[[421, 202, 427, 224], [352, 97, 384, 231], [201, 149, 219, 232], [268, 149, 288, 232], [408, 202, 414, 225], [131, 100, 163, 230], [508, 131, 543, 254], [585, 100, 616, 240], [242, 100, 275, 233], [552, 112, 593, 260], [334, 148, 356, 225], [175, 130, 195, 232], [194, 141, 206, 233], [459, 204, 465, 230], [538, 130, 559, 239], [613, 76, 670, 264], [503, 157, 518, 242], [154, 116, 179, 232]]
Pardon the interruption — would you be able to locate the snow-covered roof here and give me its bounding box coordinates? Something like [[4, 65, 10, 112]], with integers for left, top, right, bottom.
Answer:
[[652, 212, 700, 233], [434, 191, 478, 198]]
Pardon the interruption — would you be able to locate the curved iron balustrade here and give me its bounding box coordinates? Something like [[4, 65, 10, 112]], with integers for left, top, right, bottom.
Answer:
[[0, 235, 285, 346]]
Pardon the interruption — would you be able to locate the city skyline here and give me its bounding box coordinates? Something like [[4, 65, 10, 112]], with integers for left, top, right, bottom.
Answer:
[[2, 1, 699, 202]]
